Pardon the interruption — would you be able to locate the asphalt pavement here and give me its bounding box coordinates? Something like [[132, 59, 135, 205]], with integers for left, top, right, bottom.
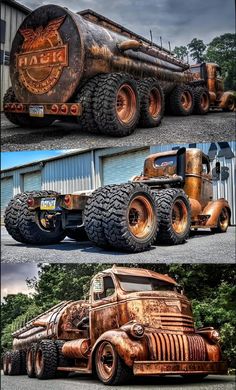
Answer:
[[1, 373, 235, 390], [1, 111, 235, 152], [1, 226, 235, 264]]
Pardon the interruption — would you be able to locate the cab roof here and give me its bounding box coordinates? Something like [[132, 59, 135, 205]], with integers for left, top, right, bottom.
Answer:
[[101, 266, 177, 285]]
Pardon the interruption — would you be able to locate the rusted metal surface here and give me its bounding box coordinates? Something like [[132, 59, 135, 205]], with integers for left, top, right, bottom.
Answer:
[[3, 102, 82, 116], [133, 361, 228, 376], [190, 62, 235, 110], [62, 339, 90, 359], [136, 148, 231, 229], [9, 4, 192, 106], [11, 266, 226, 378]]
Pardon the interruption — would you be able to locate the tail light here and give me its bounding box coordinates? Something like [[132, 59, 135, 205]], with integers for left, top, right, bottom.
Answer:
[[27, 198, 35, 207], [64, 195, 71, 207], [51, 104, 59, 114], [60, 104, 68, 114], [70, 104, 79, 116]]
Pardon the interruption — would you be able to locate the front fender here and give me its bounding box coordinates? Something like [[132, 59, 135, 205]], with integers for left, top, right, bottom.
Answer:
[[89, 329, 148, 369], [203, 199, 231, 227], [219, 91, 235, 109]]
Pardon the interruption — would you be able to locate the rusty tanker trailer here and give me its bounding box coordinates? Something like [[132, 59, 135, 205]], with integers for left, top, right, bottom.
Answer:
[[3, 4, 208, 136], [3, 267, 227, 385]]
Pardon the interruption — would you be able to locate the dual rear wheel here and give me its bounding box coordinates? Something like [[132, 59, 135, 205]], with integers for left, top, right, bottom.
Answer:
[[84, 184, 191, 252], [77, 73, 164, 136]]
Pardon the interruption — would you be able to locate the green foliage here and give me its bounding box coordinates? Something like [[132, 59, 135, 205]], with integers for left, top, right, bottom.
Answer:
[[206, 33, 236, 90], [188, 38, 206, 63], [173, 45, 188, 61]]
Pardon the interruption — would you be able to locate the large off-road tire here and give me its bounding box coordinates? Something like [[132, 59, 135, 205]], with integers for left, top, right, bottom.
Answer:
[[83, 185, 118, 248], [3, 87, 54, 128], [138, 78, 164, 127], [211, 207, 230, 233], [223, 96, 235, 112], [26, 345, 36, 378], [55, 340, 73, 378], [169, 85, 194, 115], [75, 75, 106, 133], [20, 350, 27, 374], [103, 183, 159, 252], [193, 87, 210, 114], [93, 73, 140, 136], [4, 192, 32, 243], [17, 191, 66, 245], [156, 188, 191, 245], [8, 351, 21, 376], [65, 226, 88, 241], [34, 340, 58, 379], [95, 341, 132, 385], [3, 351, 11, 375]]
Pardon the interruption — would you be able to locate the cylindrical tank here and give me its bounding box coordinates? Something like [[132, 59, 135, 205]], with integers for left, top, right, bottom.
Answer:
[[10, 5, 193, 104], [62, 339, 90, 359], [12, 300, 89, 350]]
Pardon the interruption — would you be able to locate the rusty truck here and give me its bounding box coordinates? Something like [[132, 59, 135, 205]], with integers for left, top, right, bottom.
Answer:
[[3, 5, 235, 137], [3, 266, 227, 385], [4, 147, 231, 253]]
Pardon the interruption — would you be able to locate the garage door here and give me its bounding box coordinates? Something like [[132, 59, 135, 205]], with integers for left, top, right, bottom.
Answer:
[[102, 149, 149, 185], [23, 171, 41, 191], [1, 176, 13, 222]]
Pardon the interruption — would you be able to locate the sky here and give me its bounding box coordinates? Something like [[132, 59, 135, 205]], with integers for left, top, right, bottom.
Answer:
[[1, 263, 39, 299], [18, 0, 235, 48], [1, 149, 79, 170]]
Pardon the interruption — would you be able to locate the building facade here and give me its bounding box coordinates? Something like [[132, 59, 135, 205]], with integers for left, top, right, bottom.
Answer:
[[1, 0, 30, 109], [1, 142, 236, 224]]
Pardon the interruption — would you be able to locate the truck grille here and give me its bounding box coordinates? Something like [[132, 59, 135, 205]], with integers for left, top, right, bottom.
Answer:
[[146, 332, 206, 361], [159, 314, 194, 332]]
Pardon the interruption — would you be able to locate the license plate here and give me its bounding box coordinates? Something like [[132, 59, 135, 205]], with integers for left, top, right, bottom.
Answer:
[[40, 198, 56, 210], [29, 105, 44, 117]]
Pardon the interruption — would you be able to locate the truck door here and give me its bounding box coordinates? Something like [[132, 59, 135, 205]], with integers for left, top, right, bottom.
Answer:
[[201, 154, 213, 208], [90, 275, 119, 344]]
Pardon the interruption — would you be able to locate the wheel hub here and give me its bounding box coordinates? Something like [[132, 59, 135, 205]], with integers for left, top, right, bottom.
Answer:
[[149, 87, 161, 118], [181, 91, 192, 110], [127, 195, 154, 239], [172, 200, 188, 234], [116, 84, 136, 124]]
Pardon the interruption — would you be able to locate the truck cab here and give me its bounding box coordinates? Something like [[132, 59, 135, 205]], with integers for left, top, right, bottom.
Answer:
[[190, 62, 234, 110]]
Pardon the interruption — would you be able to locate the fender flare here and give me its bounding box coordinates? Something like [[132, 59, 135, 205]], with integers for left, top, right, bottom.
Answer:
[[88, 329, 148, 371], [219, 91, 235, 109], [203, 199, 231, 227]]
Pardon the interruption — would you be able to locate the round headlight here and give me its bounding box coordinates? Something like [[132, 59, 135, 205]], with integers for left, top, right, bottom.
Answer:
[[131, 323, 144, 338]]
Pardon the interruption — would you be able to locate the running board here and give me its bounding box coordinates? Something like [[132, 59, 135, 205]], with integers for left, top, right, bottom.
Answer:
[[57, 366, 92, 374]]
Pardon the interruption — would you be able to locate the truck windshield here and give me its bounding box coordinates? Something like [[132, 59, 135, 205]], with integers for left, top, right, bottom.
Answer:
[[118, 275, 179, 292]]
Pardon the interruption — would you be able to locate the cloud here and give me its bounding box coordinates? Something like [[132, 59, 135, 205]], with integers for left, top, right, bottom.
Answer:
[[1, 263, 39, 299], [18, 0, 235, 48]]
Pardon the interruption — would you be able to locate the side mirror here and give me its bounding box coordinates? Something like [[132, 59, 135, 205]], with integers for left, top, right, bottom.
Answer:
[[93, 277, 104, 294]]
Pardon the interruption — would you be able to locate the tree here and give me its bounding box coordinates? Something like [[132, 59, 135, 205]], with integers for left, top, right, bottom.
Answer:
[[188, 38, 206, 63], [206, 33, 236, 90], [173, 45, 188, 61]]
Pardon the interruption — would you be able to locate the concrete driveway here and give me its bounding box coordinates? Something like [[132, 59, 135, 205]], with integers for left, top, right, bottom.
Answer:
[[1, 226, 235, 264], [1, 111, 235, 151]]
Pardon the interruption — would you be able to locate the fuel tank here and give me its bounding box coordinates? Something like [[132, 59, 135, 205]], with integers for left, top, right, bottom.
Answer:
[[12, 300, 89, 350], [10, 5, 192, 104]]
